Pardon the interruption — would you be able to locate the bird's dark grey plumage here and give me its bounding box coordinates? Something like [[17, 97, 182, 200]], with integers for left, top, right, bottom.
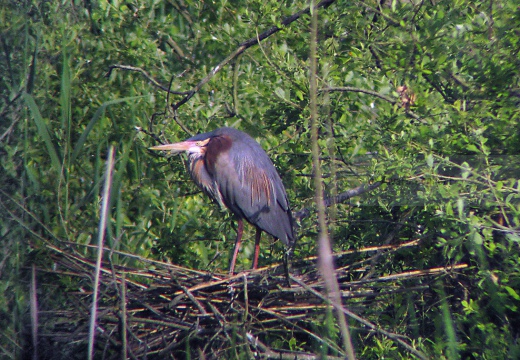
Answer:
[[150, 127, 294, 273]]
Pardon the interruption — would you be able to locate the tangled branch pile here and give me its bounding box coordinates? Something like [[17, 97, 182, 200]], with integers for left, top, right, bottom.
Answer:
[[33, 241, 468, 359]]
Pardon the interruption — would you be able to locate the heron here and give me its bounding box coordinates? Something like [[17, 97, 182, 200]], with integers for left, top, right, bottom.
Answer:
[[150, 127, 295, 274]]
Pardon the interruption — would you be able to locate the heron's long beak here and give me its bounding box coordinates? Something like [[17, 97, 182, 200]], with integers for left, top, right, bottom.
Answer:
[[149, 140, 196, 154]]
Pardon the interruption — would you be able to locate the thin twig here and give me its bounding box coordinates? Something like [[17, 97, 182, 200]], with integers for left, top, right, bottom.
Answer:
[[177, 282, 209, 315], [106, 65, 190, 95], [294, 182, 382, 221], [322, 86, 398, 104], [322, 86, 423, 121], [0, 116, 20, 142], [88, 146, 116, 360], [345, 263, 468, 286]]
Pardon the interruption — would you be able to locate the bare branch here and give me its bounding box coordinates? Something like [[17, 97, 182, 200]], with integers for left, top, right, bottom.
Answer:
[[170, 0, 337, 110], [294, 182, 382, 221], [325, 181, 382, 207], [106, 65, 190, 95], [0, 116, 19, 143], [322, 86, 423, 121], [322, 86, 397, 104], [164, 36, 195, 65]]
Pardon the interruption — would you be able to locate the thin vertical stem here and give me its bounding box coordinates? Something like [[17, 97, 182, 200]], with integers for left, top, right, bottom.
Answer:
[[120, 271, 128, 360], [30, 264, 38, 360], [309, 1, 356, 359], [88, 146, 116, 360]]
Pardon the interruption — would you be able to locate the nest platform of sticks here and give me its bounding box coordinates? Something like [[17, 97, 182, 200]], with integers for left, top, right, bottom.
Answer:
[[32, 240, 468, 359]]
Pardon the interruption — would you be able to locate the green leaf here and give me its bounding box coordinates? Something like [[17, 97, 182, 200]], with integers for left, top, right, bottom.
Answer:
[[274, 87, 286, 100], [504, 286, 520, 300], [23, 92, 62, 172], [70, 96, 149, 164], [457, 198, 465, 219], [471, 231, 483, 245], [426, 153, 434, 168], [461, 162, 471, 179]]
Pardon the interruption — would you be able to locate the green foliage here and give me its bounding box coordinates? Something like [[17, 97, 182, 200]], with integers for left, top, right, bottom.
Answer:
[[1, 0, 519, 358]]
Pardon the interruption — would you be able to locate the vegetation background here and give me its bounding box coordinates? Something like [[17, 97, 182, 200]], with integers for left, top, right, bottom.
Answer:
[[1, 0, 519, 358]]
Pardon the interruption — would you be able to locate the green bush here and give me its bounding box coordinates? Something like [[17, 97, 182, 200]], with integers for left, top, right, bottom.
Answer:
[[1, 0, 519, 358]]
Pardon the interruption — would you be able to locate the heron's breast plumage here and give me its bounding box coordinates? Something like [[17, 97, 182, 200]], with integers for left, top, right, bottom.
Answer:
[[188, 154, 225, 209], [187, 128, 294, 246]]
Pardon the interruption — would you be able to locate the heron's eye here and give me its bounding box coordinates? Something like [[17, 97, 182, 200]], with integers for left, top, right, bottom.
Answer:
[[196, 138, 211, 147]]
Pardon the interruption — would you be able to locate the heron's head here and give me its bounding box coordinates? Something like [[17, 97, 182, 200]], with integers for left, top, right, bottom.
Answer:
[[149, 137, 211, 158]]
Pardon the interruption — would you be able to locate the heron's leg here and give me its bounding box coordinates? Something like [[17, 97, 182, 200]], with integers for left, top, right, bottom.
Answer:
[[229, 219, 244, 274], [252, 227, 262, 269]]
